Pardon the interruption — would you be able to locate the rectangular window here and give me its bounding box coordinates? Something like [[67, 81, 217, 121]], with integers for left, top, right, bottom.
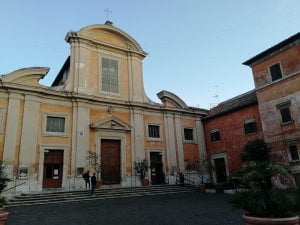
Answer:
[[102, 57, 119, 93], [269, 63, 282, 82], [211, 129, 220, 143], [280, 107, 292, 123], [289, 146, 299, 161], [244, 119, 257, 134], [184, 128, 194, 141], [46, 116, 66, 133], [148, 125, 160, 138]]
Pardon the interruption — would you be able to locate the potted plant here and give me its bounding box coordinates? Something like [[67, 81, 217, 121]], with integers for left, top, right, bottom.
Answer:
[[230, 139, 300, 225], [87, 151, 103, 189], [186, 155, 212, 192], [0, 161, 10, 225], [134, 159, 149, 186]]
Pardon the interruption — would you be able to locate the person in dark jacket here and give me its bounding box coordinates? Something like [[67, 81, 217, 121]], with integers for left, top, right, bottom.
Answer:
[[83, 170, 90, 189], [91, 173, 97, 196]]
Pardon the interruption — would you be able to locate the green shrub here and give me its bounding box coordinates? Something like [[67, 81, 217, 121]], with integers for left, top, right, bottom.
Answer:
[[230, 139, 296, 218], [231, 188, 298, 218]]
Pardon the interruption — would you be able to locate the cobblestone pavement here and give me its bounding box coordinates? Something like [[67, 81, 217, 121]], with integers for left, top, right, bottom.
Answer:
[[7, 192, 243, 225]]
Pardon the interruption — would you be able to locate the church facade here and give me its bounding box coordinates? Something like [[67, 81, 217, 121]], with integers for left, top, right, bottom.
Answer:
[[0, 21, 208, 193]]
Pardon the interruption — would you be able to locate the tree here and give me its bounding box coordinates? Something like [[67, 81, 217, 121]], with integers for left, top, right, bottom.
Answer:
[[133, 159, 149, 180], [185, 155, 212, 184], [231, 139, 296, 218]]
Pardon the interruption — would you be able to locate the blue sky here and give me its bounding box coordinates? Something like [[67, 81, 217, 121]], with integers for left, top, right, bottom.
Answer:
[[1, 0, 299, 108]]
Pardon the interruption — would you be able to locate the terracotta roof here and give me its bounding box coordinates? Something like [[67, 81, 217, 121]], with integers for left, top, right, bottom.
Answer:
[[203, 90, 257, 120], [243, 32, 300, 66]]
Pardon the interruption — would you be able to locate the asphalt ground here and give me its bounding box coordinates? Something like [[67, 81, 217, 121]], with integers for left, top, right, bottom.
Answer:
[[7, 192, 243, 225]]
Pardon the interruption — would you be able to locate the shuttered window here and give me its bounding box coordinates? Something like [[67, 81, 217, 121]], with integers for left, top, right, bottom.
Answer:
[[211, 129, 220, 143], [244, 119, 257, 134], [102, 57, 119, 93], [46, 116, 65, 133]]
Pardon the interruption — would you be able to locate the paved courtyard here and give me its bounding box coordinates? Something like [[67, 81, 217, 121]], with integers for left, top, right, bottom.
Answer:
[[7, 192, 243, 225]]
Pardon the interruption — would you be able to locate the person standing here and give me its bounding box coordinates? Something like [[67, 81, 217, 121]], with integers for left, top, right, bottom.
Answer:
[[91, 173, 97, 196], [83, 170, 90, 190]]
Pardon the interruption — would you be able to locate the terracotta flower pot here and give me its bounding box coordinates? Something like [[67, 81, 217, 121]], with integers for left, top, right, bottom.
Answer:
[[96, 180, 102, 189], [141, 178, 149, 186], [243, 215, 300, 225], [0, 208, 9, 225], [199, 184, 205, 192]]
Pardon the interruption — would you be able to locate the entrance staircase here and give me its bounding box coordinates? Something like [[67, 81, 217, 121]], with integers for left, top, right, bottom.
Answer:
[[9, 184, 197, 207]]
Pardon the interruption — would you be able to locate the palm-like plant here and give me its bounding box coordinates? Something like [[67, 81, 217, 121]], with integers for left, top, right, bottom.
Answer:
[[231, 139, 298, 218], [0, 161, 10, 208]]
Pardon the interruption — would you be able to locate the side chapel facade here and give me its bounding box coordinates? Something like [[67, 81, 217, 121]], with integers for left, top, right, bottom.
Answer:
[[0, 21, 208, 193]]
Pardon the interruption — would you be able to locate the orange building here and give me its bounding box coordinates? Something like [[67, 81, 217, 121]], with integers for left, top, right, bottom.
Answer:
[[243, 33, 300, 185], [203, 90, 264, 183]]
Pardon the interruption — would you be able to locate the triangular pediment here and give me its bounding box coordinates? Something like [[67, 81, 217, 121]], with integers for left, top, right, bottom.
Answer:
[[90, 115, 131, 132]]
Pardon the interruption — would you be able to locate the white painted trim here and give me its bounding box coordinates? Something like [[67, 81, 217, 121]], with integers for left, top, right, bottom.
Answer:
[[98, 56, 121, 96], [210, 152, 229, 183], [0, 106, 6, 133], [146, 123, 163, 141], [276, 104, 294, 125], [38, 145, 69, 191], [210, 128, 220, 143], [256, 70, 300, 91], [182, 126, 196, 144], [146, 149, 166, 184], [42, 112, 68, 136]]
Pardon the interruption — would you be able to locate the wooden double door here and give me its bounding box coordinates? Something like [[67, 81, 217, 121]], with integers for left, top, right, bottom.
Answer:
[[43, 150, 64, 189], [101, 139, 121, 185]]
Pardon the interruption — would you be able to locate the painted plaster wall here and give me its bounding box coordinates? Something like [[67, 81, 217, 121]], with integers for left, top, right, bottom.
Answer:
[[250, 44, 300, 167], [0, 98, 8, 159], [14, 100, 24, 173], [143, 114, 166, 149], [39, 103, 73, 175], [251, 45, 300, 88], [203, 104, 264, 174], [89, 108, 132, 173], [180, 118, 200, 163], [80, 30, 128, 49]]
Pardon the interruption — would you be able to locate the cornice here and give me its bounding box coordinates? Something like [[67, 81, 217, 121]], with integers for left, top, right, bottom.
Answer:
[[67, 33, 147, 59], [0, 82, 207, 117], [256, 70, 300, 92]]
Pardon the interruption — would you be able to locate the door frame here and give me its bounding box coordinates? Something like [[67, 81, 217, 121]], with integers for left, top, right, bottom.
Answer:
[[147, 149, 166, 184], [38, 145, 68, 191], [96, 132, 126, 186], [210, 152, 229, 183]]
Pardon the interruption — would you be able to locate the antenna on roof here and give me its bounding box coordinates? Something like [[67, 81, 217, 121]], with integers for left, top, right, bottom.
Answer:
[[209, 85, 220, 109], [213, 85, 220, 105]]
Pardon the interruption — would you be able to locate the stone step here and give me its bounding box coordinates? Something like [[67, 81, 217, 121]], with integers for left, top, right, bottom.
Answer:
[[12, 184, 192, 199], [10, 186, 195, 202], [9, 185, 197, 207], [13, 184, 190, 198]]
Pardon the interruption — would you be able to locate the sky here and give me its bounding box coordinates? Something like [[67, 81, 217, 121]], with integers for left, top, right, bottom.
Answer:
[[1, 0, 299, 109]]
